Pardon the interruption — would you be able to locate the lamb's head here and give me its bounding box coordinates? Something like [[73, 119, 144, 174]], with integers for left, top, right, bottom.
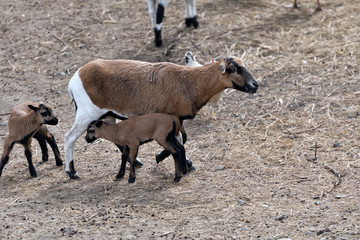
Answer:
[[85, 120, 103, 143], [28, 103, 58, 125], [219, 57, 258, 94]]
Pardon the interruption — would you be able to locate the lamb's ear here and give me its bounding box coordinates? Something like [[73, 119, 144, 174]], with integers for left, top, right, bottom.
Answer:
[[28, 104, 38, 112], [220, 62, 227, 74], [95, 120, 103, 128]]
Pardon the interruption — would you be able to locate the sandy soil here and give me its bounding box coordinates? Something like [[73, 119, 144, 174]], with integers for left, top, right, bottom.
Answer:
[[1, 0, 359, 239]]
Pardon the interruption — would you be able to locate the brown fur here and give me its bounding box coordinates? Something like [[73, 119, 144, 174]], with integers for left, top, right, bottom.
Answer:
[[0, 102, 62, 177], [85, 113, 186, 183], [79, 58, 251, 119]]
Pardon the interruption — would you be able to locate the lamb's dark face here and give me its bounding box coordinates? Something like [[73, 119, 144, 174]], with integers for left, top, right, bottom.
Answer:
[[85, 120, 102, 143], [29, 103, 59, 125], [221, 57, 258, 94]]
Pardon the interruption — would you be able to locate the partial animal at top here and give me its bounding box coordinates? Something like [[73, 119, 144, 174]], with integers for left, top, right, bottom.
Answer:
[[147, 0, 198, 47]]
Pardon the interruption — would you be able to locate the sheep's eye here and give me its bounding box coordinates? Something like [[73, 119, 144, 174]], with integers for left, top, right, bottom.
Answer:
[[41, 111, 49, 117], [229, 65, 236, 72]]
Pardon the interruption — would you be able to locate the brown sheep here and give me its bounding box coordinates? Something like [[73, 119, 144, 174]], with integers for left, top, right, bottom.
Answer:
[[85, 113, 187, 183], [0, 102, 62, 177]]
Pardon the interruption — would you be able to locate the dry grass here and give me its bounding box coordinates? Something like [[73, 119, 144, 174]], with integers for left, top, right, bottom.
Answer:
[[0, 0, 360, 239]]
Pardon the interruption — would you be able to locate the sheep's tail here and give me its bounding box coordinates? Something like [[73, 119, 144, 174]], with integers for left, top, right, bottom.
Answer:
[[68, 71, 78, 113], [167, 121, 184, 150]]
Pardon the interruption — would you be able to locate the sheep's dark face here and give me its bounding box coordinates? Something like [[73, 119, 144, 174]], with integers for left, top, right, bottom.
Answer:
[[85, 120, 102, 143], [29, 103, 59, 125], [221, 57, 258, 94]]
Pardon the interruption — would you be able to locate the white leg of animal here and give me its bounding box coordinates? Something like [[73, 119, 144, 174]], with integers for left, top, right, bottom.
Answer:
[[65, 71, 112, 177], [147, 0, 171, 46], [147, 0, 157, 30], [184, 0, 192, 19], [190, 0, 196, 17]]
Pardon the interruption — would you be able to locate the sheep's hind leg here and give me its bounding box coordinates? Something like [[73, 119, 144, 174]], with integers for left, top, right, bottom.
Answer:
[[156, 150, 194, 172], [0, 138, 15, 176]]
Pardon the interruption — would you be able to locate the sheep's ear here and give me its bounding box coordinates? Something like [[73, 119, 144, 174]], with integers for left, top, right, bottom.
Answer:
[[220, 62, 227, 74], [95, 120, 103, 128], [28, 104, 38, 112]]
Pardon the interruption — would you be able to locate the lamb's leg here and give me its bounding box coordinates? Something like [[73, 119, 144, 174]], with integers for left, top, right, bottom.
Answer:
[[23, 138, 37, 177], [156, 131, 194, 171], [34, 131, 49, 163], [0, 137, 15, 176], [44, 131, 63, 166], [128, 147, 139, 183], [115, 145, 128, 179], [116, 144, 143, 168], [116, 153, 128, 179]]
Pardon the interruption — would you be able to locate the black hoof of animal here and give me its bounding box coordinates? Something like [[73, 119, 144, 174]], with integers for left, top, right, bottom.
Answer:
[[174, 176, 181, 182], [192, 16, 199, 28], [185, 18, 193, 27], [66, 171, 80, 179], [185, 17, 199, 28], [56, 161, 63, 166], [128, 176, 136, 183], [186, 159, 196, 172], [155, 154, 162, 164], [116, 172, 125, 179], [30, 172, 37, 178], [134, 159, 144, 168]]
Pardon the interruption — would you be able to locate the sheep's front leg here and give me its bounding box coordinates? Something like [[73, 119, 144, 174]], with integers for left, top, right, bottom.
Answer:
[[128, 147, 139, 183], [0, 138, 15, 176], [34, 132, 49, 163], [115, 145, 128, 179]]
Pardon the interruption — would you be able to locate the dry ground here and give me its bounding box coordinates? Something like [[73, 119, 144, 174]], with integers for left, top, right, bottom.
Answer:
[[0, 0, 359, 239]]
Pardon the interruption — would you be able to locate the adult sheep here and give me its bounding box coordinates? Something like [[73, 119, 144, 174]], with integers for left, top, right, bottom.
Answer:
[[65, 56, 258, 179]]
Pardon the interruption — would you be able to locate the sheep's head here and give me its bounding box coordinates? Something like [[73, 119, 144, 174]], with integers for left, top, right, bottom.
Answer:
[[219, 57, 258, 94], [28, 103, 59, 125], [85, 120, 103, 143]]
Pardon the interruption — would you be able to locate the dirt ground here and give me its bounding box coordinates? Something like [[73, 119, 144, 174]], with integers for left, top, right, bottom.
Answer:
[[1, 0, 359, 239]]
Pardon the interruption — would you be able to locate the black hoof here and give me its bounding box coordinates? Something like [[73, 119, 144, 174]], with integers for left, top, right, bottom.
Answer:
[[116, 172, 125, 179], [155, 154, 162, 164], [174, 176, 181, 182], [192, 16, 199, 28], [134, 159, 144, 168], [186, 159, 195, 172], [30, 172, 37, 178], [66, 171, 80, 179], [56, 160, 63, 166], [128, 176, 136, 183], [185, 16, 199, 28]]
